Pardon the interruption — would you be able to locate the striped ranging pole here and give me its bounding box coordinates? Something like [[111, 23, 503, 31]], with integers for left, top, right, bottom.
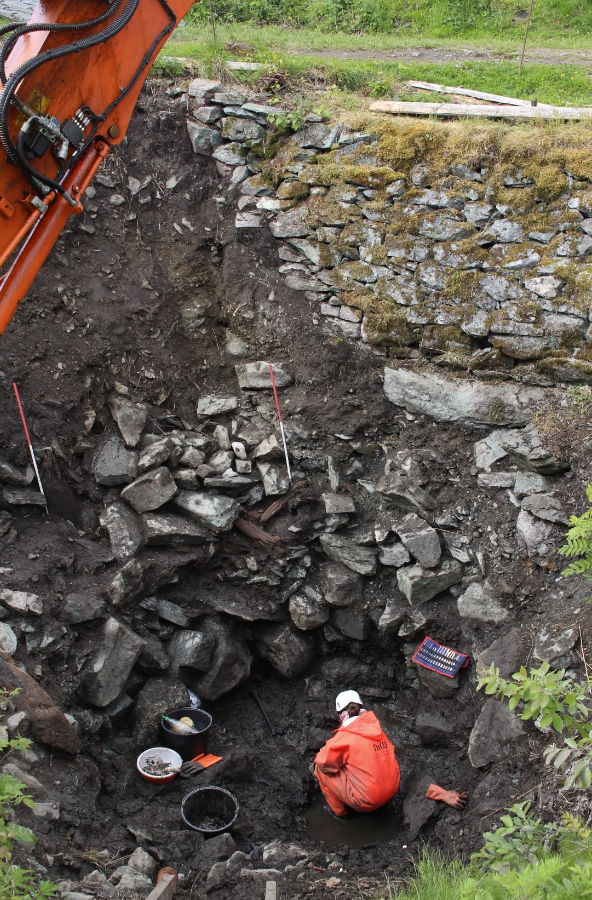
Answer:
[[13, 382, 48, 514], [268, 363, 292, 485]]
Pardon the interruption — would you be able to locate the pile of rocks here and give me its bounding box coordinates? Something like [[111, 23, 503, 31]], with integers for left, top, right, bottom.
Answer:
[[186, 78, 592, 383]]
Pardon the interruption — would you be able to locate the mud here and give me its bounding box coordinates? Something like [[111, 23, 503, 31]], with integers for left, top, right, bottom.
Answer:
[[0, 77, 590, 900]]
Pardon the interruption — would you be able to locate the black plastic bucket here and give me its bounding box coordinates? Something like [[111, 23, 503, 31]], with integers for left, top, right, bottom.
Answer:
[[181, 786, 239, 836], [161, 707, 212, 762]]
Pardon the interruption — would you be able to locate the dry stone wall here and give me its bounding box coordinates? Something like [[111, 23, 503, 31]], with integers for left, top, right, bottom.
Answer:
[[187, 78, 592, 385]]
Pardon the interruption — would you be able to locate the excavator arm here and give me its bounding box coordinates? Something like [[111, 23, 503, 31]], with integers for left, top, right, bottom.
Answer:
[[0, 0, 196, 337]]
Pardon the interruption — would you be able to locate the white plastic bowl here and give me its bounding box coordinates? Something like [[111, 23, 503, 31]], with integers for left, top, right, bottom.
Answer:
[[137, 747, 183, 784]]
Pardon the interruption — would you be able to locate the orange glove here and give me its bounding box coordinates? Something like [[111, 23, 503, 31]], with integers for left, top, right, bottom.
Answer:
[[426, 783, 468, 809]]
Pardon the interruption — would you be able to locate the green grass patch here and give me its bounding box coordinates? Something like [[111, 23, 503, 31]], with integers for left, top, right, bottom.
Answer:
[[179, 0, 592, 46], [164, 35, 592, 107]]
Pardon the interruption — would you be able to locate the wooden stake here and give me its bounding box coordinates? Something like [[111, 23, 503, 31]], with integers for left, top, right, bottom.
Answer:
[[580, 625, 590, 688], [519, 0, 535, 76], [208, 0, 216, 42], [370, 100, 592, 121]]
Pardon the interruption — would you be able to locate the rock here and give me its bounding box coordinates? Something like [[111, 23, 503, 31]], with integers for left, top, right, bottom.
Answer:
[[319, 534, 377, 576], [289, 588, 330, 630], [521, 493, 568, 524], [132, 676, 190, 746], [128, 848, 157, 878], [482, 220, 524, 244], [153, 598, 191, 627], [524, 275, 563, 300], [419, 216, 475, 242], [0, 624, 17, 656], [1, 488, 46, 506], [403, 772, 438, 839], [376, 474, 437, 518], [108, 396, 147, 448], [533, 625, 578, 665], [138, 438, 172, 473], [60, 593, 106, 624], [114, 870, 153, 894], [252, 435, 283, 461], [107, 559, 144, 606], [473, 430, 513, 471], [417, 665, 459, 698], [93, 435, 139, 486], [207, 450, 235, 474], [171, 490, 240, 533], [415, 712, 454, 745], [99, 502, 144, 560], [371, 587, 407, 633], [478, 473, 515, 489], [397, 560, 462, 605], [0, 458, 26, 485], [0, 650, 80, 753], [319, 562, 363, 607], [187, 77, 222, 101], [142, 512, 210, 546], [384, 367, 541, 426], [257, 462, 290, 496], [476, 629, 526, 679], [120, 467, 177, 514], [294, 123, 340, 150], [457, 582, 510, 624], [136, 627, 169, 675], [513, 471, 551, 498], [221, 117, 265, 143], [450, 162, 483, 182], [0, 589, 42, 616], [2, 762, 45, 795], [379, 543, 411, 567], [255, 623, 316, 679], [212, 142, 245, 166], [81, 618, 146, 707], [33, 801, 60, 820], [196, 106, 223, 124], [197, 395, 239, 416], [516, 509, 552, 556], [500, 426, 569, 475], [322, 493, 356, 515], [235, 361, 293, 390], [468, 699, 525, 767], [330, 605, 370, 641], [269, 208, 310, 239], [168, 630, 215, 680], [191, 618, 252, 701], [394, 514, 441, 568], [236, 212, 264, 229], [180, 447, 206, 468]]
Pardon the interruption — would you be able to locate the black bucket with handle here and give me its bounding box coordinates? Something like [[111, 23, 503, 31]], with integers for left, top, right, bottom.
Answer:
[[181, 786, 239, 836], [161, 707, 212, 762]]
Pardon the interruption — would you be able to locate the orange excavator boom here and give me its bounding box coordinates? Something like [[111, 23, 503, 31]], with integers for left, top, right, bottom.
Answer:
[[0, 0, 196, 337]]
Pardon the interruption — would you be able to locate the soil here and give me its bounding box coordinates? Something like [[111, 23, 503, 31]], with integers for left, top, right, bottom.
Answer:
[[289, 45, 592, 68], [0, 77, 591, 900]]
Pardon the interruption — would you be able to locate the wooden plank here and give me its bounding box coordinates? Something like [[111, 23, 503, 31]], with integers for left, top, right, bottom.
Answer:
[[265, 882, 277, 900], [406, 80, 546, 107], [370, 101, 592, 120], [146, 874, 176, 900]]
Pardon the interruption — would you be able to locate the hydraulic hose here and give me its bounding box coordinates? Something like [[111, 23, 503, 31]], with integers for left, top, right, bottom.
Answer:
[[0, 1, 123, 85], [0, 0, 140, 193]]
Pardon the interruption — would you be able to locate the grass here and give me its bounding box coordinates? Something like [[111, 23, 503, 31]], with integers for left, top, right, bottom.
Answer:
[[178, 0, 592, 48], [162, 33, 592, 108]]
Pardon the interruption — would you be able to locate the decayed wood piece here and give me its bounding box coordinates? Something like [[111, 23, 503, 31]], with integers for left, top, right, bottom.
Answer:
[[259, 479, 309, 523], [234, 516, 283, 549], [406, 80, 551, 108], [370, 101, 592, 121]]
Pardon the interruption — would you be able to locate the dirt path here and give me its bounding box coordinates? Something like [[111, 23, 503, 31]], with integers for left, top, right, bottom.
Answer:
[[289, 45, 592, 68]]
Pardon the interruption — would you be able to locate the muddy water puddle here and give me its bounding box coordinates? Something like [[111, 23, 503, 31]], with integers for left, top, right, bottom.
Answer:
[[305, 793, 404, 849]]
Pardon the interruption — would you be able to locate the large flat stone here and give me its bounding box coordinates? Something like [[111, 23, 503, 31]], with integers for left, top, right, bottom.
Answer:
[[190, 618, 252, 701], [142, 512, 210, 546], [476, 628, 525, 679], [99, 502, 144, 560], [394, 513, 441, 567], [319, 534, 377, 576], [60, 592, 107, 625], [235, 361, 293, 390], [197, 395, 239, 416], [319, 562, 363, 607], [457, 582, 510, 624], [108, 396, 148, 448], [168, 630, 216, 680], [468, 699, 525, 768], [384, 367, 543, 426], [376, 473, 437, 518], [289, 587, 330, 630], [0, 589, 42, 616], [132, 676, 191, 747], [521, 493, 568, 524], [397, 559, 462, 604], [171, 490, 240, 533], [81, 618, 146, 707], [255, 622, 316, 679], [120, 467, 177, 514], [93, 435, 139, 486]]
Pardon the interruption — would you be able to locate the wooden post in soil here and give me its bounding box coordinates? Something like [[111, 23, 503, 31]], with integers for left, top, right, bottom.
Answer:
[[208, 0, 216, 42], [519, 0, 535, 76]]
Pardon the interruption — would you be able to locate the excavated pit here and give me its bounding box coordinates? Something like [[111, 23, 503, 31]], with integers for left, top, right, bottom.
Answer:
[[0, 79, 591, 900]]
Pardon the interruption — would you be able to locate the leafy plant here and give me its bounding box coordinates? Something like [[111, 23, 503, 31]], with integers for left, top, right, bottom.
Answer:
[[477, 662, 590, 733], [545, 734, 592, 790], [478, 801, 562, 872], [267, 104, 307, 133], [558, 481, 592, 581]]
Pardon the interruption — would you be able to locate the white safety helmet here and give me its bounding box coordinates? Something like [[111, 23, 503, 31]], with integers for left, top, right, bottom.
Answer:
[[336, 690, 363, 713]]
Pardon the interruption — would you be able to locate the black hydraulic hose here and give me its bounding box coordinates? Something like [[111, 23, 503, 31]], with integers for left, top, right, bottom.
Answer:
[[16, 129, 74, 203], [0, 1, 122, 86], [0, 0, 141, 185]]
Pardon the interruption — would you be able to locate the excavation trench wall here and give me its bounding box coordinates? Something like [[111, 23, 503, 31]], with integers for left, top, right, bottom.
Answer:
[[0, 79, 590, 900]]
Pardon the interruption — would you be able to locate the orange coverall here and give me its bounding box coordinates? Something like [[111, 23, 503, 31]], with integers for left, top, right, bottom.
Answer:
[[314, 711, 400, 817]]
